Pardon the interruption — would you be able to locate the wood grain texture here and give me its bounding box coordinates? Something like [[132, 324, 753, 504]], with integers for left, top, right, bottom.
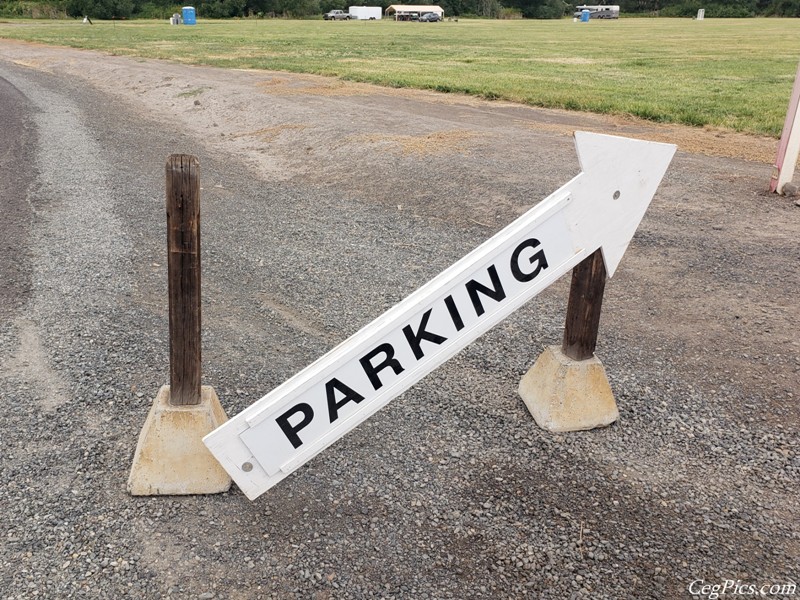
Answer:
[[562, 249, 607, 361], [166, 154, 202, 406]]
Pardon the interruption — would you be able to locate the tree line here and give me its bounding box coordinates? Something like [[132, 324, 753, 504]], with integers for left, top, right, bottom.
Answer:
[[1, 0, 798, 22]]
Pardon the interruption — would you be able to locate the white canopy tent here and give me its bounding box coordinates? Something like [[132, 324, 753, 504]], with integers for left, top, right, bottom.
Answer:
[[385, 4, 444, 19]]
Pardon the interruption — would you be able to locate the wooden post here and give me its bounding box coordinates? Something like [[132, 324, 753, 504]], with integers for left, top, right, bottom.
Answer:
[[520, 247, 617, 432], [127, 154, 231, 496], [562, 249, 607, 361], [166, 154, 202, 406]]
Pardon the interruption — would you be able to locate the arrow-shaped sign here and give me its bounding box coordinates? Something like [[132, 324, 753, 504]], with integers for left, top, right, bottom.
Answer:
[[204, 132, 676, 500]]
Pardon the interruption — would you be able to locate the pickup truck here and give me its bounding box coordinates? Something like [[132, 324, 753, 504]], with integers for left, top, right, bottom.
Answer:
[[323, 9, 352, 19]]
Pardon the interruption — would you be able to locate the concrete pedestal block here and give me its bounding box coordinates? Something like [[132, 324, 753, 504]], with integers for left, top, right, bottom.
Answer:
[[519, 345, 618, 432], [128, 385, 232, 495]]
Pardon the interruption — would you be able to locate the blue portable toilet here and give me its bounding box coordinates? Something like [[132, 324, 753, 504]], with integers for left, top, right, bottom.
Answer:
[[580, 9, 590, 21], [182, 6, 196, 25]]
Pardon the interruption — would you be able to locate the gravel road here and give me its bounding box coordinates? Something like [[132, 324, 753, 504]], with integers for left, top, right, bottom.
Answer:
[[0, 41, 798, 600]]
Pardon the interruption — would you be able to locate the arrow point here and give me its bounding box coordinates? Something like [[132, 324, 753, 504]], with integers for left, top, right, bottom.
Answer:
[[599, 238, 636, 279], [572, 132, 676, 277]]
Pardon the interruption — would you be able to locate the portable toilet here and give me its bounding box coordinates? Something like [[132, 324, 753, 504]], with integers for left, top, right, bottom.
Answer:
[[580, 8, 590, 21], [182, 6, 196, 25]]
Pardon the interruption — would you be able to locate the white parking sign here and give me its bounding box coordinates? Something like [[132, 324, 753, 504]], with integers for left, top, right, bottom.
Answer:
[[204, 132, 676, 500]]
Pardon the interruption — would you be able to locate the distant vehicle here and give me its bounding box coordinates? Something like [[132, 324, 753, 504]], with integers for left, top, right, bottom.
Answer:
[[324, 9, 352, 19], [349, 6, 382, 19], [419, 12, 441, 21], [573, 4, 619, 18]]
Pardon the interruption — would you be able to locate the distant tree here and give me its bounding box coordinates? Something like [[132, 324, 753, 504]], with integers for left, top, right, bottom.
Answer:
[[476, 0, 500, 16], [195, 0, 246, 17], [317, 0, 343, 13], [34, 0, 800, 20], [660, 0, 756, 16], [239, 0, 320, 16], [66, 0, 134, 18], [439, 0, 466, 16], [767, 0, 800, 15], [530, 0, 567, 17], [504, 0, 566, 18], [618, 0, 664, 12], [276, 0, 319, 16]]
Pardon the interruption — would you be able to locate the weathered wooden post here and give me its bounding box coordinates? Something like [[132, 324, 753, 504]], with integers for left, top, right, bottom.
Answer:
[[128, 155, 231, 496], [518, 249, 618, 432], [166, 154, 202, 406], [562, 249, 606, 361]]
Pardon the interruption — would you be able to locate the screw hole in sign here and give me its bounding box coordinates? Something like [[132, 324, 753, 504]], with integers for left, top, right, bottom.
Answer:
[[613, 190, 621, 200]]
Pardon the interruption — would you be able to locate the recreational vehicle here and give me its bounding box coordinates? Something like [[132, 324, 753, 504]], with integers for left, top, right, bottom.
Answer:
[[573, 5, 619, 18]]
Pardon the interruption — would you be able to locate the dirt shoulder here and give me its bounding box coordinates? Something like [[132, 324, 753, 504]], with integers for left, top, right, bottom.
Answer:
[[0, 38, 783, 165]]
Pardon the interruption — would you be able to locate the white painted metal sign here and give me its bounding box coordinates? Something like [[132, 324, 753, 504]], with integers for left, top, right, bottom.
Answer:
[[204, 132, 676, 500]]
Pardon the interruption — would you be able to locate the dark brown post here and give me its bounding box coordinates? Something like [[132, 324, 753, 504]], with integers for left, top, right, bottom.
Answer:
[[562, 249, 607, 361], [166, 154, 202, 406]]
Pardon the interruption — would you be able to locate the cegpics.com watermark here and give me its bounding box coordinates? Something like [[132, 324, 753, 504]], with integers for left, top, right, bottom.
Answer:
[[689, 579, 797, 600]]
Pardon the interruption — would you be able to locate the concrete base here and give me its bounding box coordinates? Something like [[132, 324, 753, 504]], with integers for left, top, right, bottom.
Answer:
[[519, 345, 618, 432], [128, 385, 232, 495]]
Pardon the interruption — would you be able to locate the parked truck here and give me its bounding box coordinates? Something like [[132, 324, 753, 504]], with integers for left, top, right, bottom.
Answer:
[[323, 9, 352, 19], [349, 6, 382, 19]]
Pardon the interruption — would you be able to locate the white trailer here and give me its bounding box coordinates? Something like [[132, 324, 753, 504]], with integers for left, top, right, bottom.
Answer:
[[349, 6, 382, 19], [573, 4, 619, 18]]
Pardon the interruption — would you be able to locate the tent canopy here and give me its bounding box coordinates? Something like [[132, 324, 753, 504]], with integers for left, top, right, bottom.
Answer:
[[385, 4, 444, 16]]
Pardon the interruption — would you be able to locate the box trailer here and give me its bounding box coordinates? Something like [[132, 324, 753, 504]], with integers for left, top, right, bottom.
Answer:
[[349, 6, 382, 19]]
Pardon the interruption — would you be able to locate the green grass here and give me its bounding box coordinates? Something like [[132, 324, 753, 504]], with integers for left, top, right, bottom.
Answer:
[[176, 87, 206, 97], [2, 18, 799, 136]]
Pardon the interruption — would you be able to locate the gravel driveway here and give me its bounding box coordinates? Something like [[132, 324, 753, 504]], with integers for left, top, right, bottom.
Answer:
[[0, 40, 797, 599]]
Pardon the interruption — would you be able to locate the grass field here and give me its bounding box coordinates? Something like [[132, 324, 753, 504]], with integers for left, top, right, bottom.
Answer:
[[2, 18, 799, 136]]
